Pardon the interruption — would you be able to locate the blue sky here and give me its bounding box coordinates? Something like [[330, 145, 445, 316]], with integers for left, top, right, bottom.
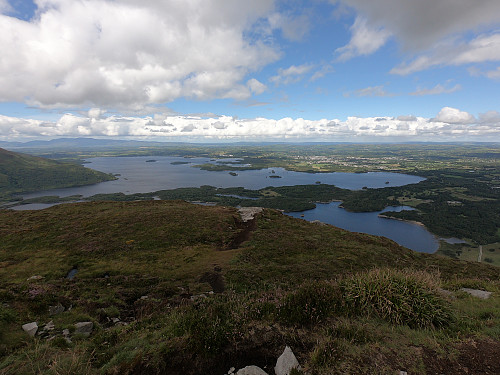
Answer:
[[0, 0, 499, 141]]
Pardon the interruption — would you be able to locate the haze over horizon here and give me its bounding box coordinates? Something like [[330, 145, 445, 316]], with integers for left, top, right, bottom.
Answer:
[[1, 0, 500, 142]]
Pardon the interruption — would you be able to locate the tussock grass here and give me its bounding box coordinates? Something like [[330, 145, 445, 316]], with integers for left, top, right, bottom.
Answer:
[[278, 269, 454, 329]]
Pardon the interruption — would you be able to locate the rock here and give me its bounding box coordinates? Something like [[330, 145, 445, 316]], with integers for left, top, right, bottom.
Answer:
[[275, 346, 301, 375], [27, 275, 43, 281], [62, 328, 70, 336], [236, 365, 268, 375], [227, 367, 236, 374], [461, 288, 492, 299], [49, 303, 65, 316], [400, 371, 408, 375], [437, 288, 455, 298], [44, 320, 55, 331], [22, 322, 38, 337], [238, 207, 263, 222], [74, 321, 94, 337]]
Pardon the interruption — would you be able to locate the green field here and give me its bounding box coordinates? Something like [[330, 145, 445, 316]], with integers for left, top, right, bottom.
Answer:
[[1, 201, 499, 374]]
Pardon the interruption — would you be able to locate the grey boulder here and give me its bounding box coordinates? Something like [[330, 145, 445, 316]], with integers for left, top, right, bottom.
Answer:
[[22, 322, 38, 337], [236, 365, 268, 375], [275, 346, 301, 375]]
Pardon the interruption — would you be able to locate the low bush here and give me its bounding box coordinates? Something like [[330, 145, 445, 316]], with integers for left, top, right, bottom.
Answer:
[[339, 269, 454, 329], [278, 281, 339, 325]]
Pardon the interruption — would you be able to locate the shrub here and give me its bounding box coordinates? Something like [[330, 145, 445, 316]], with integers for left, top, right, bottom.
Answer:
[[278, 281, 339, 325], [339, 269, 454, 329], [177, 295, 243, 354]]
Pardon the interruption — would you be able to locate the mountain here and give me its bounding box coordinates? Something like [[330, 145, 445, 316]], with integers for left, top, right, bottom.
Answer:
[[0, 137, 165, 150], [0, 147, 114, 199], [0, 200, 498, 374]]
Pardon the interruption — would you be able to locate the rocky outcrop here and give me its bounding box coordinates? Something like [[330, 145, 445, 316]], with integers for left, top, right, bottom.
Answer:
[[75, 321, 94, 337], [235, 365, 269, 375], [461, 288, 492, 299], [275, 346, 301, 375], [22, 322, 38, 337], [229, 346, 301, 375], [238, 207, 263, 222]]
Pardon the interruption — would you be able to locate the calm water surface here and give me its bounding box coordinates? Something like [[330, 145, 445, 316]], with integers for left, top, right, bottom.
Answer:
[[287, 203, 438, 253], [18, 156, 439, 252], [23, 156, 425, 198]]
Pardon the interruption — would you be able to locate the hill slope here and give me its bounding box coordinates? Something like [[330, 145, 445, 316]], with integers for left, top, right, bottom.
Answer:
[[0, 201, 498, 374], [0, 148, 114, 199]]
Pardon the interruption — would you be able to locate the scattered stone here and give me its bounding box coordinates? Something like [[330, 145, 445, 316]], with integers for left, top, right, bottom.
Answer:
[[111, 317, 120, 324], [140, 295, 149, 300], [275, 346, 301, 375], [437, 288, 455, 298], [461, 288, 492, 299], [311, 220, 326, 225], [74, 321, 94, 337], [22, 322, 38, 337], [236, 365, 268, 375], [27, 275, 43, 281], [238, 207, 263, 222], [400, 371, 408, 375], [227, 367, 235, 375], [44, 320, 55, 331], [190, 294, 208, 302], [62, 328, 70, 336], [49, 303, 65, 316]]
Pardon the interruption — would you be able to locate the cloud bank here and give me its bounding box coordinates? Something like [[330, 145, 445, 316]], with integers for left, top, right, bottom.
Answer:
[[0, 0, 279, 108], [1, 107, 498, 142], [336, 0, 500, 74]]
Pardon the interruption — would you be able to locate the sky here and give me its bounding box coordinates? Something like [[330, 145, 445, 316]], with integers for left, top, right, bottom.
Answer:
[[0, 0, 499, 142]]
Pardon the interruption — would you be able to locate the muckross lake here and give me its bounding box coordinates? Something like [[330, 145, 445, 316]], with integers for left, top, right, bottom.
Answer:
[[19, 156, 439, 252]]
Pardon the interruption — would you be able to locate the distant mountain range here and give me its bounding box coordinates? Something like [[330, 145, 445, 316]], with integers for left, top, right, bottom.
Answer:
[[0, 137, 167, 149]]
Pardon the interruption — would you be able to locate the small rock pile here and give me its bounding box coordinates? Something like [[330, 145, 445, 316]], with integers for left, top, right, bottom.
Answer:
[[227, 346, 301, 375]]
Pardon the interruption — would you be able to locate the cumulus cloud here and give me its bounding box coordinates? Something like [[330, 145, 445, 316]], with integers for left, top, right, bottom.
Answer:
[[410, 83, 461, 96], [337, 0, 500, 50], [336, 17, 390, 61], [432, 107, 476, 124], [0, 0, 280, 108], [1, 107, 498, 141], [269, 64, 314, 85]]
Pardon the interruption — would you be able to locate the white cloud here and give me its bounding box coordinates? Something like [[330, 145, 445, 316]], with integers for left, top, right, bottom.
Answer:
[[0, 0, 12, 14], [247, 78, 267, 95], [0, 0, 279, 108], [269, 64, 314, 85], [432, 107, 476, 124], [1, 107, 498, 141], [344, 85, 394, 97], [267, 12, 310, 42], [309, 64, 334, 82], [486, 67, 500, 79], [392, 33, 500, 75], [337, 0, 500, 50], [336, 17, 390, 61], [410, 83, 461, 96]]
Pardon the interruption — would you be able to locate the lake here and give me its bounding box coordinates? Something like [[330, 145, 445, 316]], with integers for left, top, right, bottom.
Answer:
[[23, 156, 425, 198], [18, 156, 439, 252], [287, 203, 438, 253]]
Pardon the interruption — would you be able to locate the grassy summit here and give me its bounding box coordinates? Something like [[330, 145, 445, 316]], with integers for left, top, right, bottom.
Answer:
[[0, 148, 114, 200], [0, 201, 499, 374]]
